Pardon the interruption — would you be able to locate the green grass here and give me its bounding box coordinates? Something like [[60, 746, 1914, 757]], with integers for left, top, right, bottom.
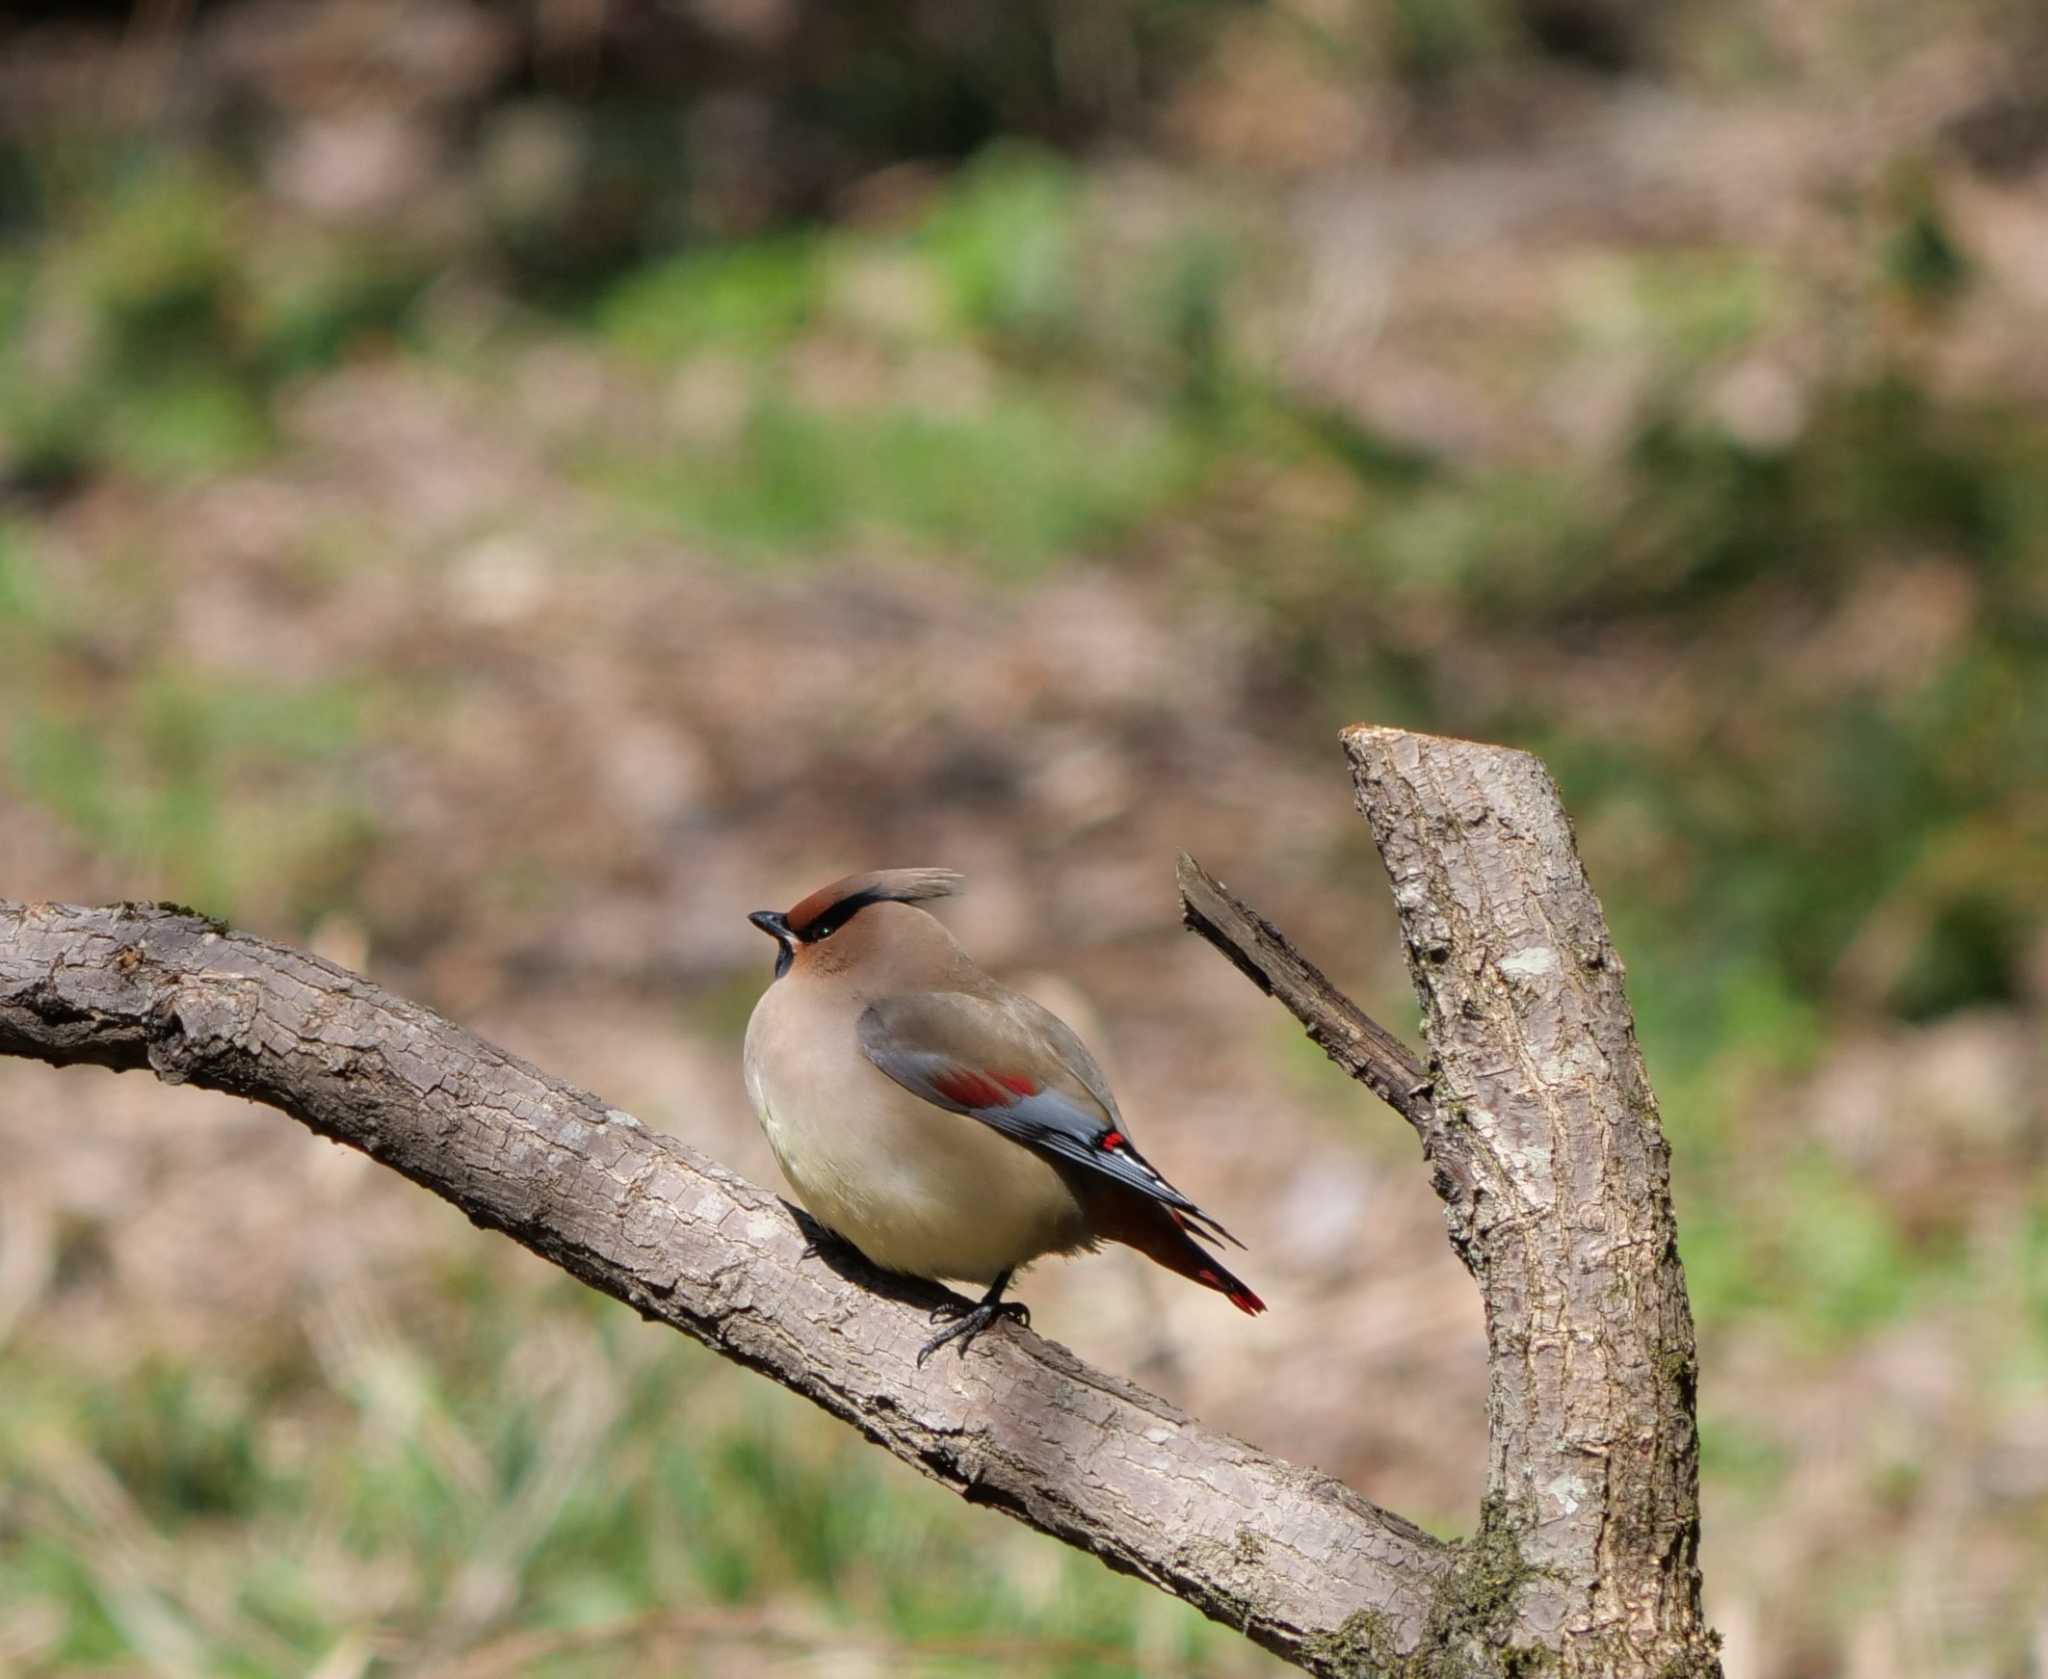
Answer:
[[594, 389, 1204, 571], [581, 142, 1238, 570], [598, 237, 823, 360], [9, 671, 372, 923], [0, 148, 438, 489], [0, 1269, 1270, 1677], [919, 144, 1084, 350], [1, 530, 377, 922]]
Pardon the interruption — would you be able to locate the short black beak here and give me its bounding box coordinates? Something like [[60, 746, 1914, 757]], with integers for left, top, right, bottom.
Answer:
[[750, 909, 795, 979]]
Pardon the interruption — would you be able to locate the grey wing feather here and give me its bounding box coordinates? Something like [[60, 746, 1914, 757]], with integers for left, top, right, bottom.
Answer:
[[1000, 992, 1124, 1124], [856, 992, 1243, 1249]]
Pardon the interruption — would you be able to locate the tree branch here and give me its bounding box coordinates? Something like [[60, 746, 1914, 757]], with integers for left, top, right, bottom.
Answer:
[[1342, 725, 1712, 1673], [0, 896, 1449, 1673], [2, 723, 1719, 1677], [1176, 852, 1435, 1133]]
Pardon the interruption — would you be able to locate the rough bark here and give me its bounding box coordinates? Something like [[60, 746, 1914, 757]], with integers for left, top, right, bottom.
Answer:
[[0, 724, 1719, 1676], [1338, 725, 1715, 1675]]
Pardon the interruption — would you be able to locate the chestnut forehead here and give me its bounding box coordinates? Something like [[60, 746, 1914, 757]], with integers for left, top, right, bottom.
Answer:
[[785, 878, 856, 934]]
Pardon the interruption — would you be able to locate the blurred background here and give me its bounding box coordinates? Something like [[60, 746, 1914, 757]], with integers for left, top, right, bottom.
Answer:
[[1, 0, 2044, 1674]]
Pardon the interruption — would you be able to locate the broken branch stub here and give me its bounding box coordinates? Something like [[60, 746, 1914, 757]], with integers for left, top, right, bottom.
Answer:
[[1180, 726, 1718, 1677]]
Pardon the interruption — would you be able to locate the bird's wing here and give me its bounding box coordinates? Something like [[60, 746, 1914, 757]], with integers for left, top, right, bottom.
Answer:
[[856, 991, 1242, 1249]]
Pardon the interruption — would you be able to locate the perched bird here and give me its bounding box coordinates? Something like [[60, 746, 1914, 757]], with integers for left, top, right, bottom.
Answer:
[[743, 868, 1264, 1364]]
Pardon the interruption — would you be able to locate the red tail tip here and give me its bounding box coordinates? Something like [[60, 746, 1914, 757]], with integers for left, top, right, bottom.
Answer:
[[1195, 1266, 1265, 1317]]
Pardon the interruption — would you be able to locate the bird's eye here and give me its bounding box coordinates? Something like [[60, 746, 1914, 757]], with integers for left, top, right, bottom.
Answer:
[[801, 891, 877, 943]]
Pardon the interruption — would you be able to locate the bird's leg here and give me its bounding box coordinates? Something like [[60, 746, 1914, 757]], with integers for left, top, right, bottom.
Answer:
[[917, 1270, 1030, 1365]]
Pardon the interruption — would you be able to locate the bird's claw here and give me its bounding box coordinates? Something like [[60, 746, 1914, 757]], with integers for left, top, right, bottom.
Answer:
[[916, 1298, 1030, 1366], [927, 1296, 1029, 1328]]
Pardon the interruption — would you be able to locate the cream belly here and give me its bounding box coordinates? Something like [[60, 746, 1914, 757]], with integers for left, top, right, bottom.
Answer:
[[744, 987, 1090, 1284]]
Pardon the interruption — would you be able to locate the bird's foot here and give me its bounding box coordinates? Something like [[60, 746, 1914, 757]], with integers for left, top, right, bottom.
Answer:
[[917, 1296, 1030, 1366], [927, 1295, 1031, 1330]]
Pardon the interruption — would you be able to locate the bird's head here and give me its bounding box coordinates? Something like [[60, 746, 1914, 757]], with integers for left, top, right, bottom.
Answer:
[[748, 868, 964, 981]]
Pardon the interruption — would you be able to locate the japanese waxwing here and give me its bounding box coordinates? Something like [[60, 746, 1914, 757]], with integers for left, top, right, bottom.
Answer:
[[743, 868, 1264, 1364]]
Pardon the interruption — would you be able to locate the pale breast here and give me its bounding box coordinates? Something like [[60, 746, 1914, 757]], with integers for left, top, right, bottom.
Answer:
[[743, 981, 1090, 1283]]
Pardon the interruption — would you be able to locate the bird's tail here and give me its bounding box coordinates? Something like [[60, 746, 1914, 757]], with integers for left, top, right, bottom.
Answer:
[[1113, 1201, 1266, 1315]]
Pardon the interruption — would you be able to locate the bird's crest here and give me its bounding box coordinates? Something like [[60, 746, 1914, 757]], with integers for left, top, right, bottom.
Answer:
[[785, 868, 964, 942]]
